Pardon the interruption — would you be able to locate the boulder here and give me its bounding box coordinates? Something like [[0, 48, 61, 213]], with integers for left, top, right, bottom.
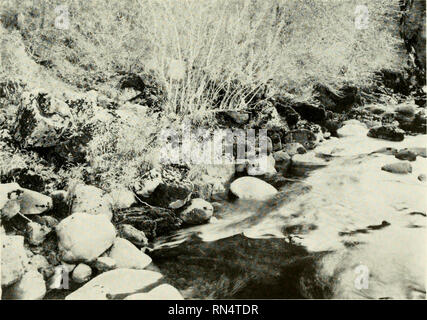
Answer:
[[291, 102, 326, 123], [216, 110, 250, 125], [274, 104, 300, 127], [133, 168, 162, 198], [337, 120, 368, 138], [2, 270, 46, 300], [407, 147, 427, 158], [0, 182, 23, 219], [146, 178, 193, 210], [381, 162, 412, 174], [314, 83, 360, 112], [180, 198, 214, 225], [108, 238, 152, 269], [14, 90, 74, 148], [270, 132, 282, 151], [395, 148, 417, 161], [114, 206, 182, 240], [117, 224, 148, 247], [230, 177, 278, 201], [273, 151, 292, 173], [68, 184, 113, 220], [188, 164, 235, 201], [249, 101, 290, 134], [28, 254, 54, 280], [365, 105, 386, 115], [247, 155, 277, 176], [1, 235, 29, 287], [109, 188, 136, 210], [418, 174, 426, 182], [56, 212, 116, 263], [26, 222, 51, 246], [292, 153, 328, 170], [124, 284, 184, 300], [283, 129, 317, 150], [65, 269, 163, 300], [72, 263, 92, 283], [282, 143, 307, 156], [19, 189, 53, 215], [94, 257, 117, 272], [367, 125, 405, 142]]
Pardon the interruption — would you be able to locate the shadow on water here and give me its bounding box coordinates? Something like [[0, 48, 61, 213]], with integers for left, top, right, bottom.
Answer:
[[150, 233, 335, 299]]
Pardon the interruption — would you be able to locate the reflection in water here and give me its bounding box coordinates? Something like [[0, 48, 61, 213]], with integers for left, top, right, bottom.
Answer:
[[152, 134, 426, 299]]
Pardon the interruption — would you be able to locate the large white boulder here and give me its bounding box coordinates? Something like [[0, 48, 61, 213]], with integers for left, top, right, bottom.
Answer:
[[56, 212, 116, 263], [108, 238, 152, 269], [65, 269, 163, 300], [68, 184, 113, 220], [230, 177, 278, 201], [2, 270, 46, 300], [1, 235, 29, 287], [124, 284, 184, 300], [337, 120, 368, 138]]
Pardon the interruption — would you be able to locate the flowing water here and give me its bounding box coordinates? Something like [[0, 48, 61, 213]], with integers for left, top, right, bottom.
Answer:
[[151, 130, 427, 299]]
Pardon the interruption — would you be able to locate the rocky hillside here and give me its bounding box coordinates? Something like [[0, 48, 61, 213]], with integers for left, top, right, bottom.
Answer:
[[0, 0, 425, 300]]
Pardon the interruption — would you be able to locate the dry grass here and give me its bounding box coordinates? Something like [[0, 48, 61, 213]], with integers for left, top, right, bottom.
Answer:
[[2, 0, 405, 115]]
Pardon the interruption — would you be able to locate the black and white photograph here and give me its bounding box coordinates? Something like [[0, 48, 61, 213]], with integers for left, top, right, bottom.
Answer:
[[0, 0, 425, 306]]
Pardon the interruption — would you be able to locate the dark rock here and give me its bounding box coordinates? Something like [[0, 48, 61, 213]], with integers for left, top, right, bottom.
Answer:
[[115, 205, 183, 240], [395, 148, 417, 161], [147, 180, 193, 209], [118, 71, 167, 112], [49, 190, 70, 219], [313, 84, 360, 112], [291, 102, 326, 123], [270, 132, 282, 152], [381, 162, 412, 174], [283, 129, 317, 150], [282, 143, 307, 156], [273, 151, 292, 173], [180, 198, 214, 225], [367, 125, 405, 141], [418, 174, 426, 182], [249, 101, 290, 138], [323, 119, 342, 136], [216, 110, 250, 125], [366, 105, 386, 115], [274, 103, 300, 127]]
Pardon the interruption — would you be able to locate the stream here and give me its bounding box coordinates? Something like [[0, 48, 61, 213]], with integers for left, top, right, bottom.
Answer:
[[151, 129, 427, 299]]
